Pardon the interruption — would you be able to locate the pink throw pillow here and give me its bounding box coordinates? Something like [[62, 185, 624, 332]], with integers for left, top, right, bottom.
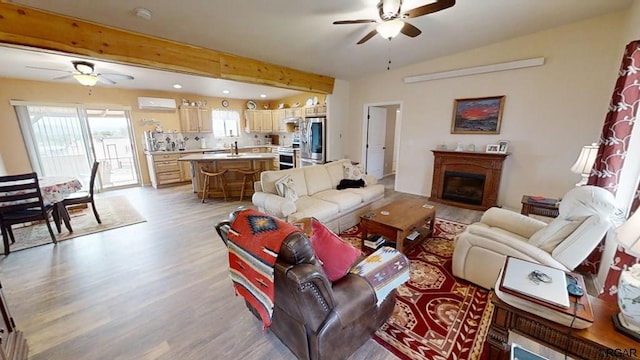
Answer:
[[309, 218, 362, 282]]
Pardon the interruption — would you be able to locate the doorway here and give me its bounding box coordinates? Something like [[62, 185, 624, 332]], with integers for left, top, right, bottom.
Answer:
[[13, 103, 140, 190], [362, 102, 401, 185], [85, 108, 140, 188]]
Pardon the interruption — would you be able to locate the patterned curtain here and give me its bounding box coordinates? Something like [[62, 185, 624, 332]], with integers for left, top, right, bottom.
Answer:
[[576, 41, 640, 277], [600, 186, 640, 302]]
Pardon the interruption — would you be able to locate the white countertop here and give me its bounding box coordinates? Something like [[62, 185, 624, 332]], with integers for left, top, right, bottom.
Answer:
[[145, 145, 280, 155], [178, 153, 277, 161]]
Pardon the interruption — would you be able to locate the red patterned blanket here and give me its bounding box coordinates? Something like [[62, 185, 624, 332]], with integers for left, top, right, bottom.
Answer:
[[227, 209, 300, 329]]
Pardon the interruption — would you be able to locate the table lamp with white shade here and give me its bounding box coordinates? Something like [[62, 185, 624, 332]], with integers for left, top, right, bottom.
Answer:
[[570, 143, 599, 186], [613, 208, 640, 340]]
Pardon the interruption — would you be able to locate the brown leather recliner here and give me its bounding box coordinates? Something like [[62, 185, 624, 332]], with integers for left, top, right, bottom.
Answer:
[[215, 211, 396, 360]]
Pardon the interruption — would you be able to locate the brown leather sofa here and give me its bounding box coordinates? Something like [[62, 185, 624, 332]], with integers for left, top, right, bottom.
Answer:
[[216, 211, 396, 360]]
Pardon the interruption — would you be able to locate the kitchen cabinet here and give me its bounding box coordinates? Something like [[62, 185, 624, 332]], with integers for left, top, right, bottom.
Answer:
[[304, 105, 327, 117], [271, 109, 287, 132], [245, 110, 273, 132], [260, 111, 273, 132], [179, 105, 212, 133], [272, 147, 279, 170], [180, 160, 192, 182], [285, 107, 304, 119], [147, 153, 188, 188], [245, 110, 262, 132]]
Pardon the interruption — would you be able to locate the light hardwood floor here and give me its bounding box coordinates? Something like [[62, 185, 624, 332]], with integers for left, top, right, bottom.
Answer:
[[0, 175, 482, 360]]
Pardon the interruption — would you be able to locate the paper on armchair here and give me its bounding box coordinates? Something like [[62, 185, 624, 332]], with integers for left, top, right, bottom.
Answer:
[[500, 257, 570, 309]]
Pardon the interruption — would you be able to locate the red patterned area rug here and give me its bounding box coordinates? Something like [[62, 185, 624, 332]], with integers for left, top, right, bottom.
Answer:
[[340, 219, 492, 360]]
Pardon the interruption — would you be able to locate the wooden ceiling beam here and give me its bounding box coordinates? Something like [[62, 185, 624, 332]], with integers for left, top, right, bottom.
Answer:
[[0, 3, 334, 94]]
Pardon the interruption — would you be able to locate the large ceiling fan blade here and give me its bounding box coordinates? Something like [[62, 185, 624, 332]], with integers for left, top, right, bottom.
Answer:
[[26, 66, 72, 73], [357, 29, 379, 45], [333, 19, 377, 25], [400, 22, 421, 37], [97, 75, 116, 85], [403, 0, 455, 19], [101, 73, 134, 80], [52, 74, 73, 80]]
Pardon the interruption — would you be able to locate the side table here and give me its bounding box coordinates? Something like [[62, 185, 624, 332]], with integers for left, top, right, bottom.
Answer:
[[520, 195, 560, 218], [486, 292, 639, 360]]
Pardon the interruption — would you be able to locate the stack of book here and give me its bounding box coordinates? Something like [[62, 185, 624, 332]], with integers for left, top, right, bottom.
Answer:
[[528, 196, 559, 205], [364, 234, 386, 249]]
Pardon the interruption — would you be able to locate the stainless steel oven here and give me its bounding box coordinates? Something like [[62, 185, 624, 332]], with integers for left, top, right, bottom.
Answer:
[[278, 147, 295, 170]]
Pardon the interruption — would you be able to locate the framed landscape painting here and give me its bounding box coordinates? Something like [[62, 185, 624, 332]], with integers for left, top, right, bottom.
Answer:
[[451, 95, 505, 134]]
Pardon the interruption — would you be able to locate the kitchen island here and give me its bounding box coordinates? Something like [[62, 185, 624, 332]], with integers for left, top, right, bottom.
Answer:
[[178, 153, 277, 200], [144, 145, 279, 189]]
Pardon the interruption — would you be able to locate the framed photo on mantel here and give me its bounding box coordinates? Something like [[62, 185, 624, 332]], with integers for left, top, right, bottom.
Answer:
[[498, 140, 510, 153], [451, 95, 505, 134], [486, 144, 500, 153]]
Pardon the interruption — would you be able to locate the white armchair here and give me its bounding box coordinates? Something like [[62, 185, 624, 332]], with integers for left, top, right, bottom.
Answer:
[[452, 185, 617, 289]]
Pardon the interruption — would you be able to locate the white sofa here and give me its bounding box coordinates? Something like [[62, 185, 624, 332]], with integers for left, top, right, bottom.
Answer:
[[252, 159, 385, 233]]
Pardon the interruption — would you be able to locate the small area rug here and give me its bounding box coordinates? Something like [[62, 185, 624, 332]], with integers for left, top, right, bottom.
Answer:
[[8, 196, 146, 252], [340, 219, 492, 360]]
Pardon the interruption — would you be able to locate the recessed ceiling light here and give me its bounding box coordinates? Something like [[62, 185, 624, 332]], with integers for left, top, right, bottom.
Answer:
[[260, 94, 267, 98], [135, 7, 152, 20], [222, 90, 230, 94], [173, 84, 182, 89]]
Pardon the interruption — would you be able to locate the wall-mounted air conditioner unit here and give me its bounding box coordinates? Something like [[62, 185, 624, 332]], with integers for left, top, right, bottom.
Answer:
[[137, 97, 177, 111]]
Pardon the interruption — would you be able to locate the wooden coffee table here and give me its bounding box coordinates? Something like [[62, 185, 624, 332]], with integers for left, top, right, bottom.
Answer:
[[360, 199, 436, 254]]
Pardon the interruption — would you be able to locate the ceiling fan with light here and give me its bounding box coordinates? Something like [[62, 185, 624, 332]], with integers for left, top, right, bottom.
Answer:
[[333, 0, 455, 44], [27, 60, 134, 86]]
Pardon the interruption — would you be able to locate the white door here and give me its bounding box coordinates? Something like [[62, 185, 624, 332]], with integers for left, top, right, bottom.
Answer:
[[366, 106, 387, 179]]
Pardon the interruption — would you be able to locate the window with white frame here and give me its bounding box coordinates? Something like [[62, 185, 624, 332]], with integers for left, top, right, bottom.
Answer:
[[212, 110, 240, 137]]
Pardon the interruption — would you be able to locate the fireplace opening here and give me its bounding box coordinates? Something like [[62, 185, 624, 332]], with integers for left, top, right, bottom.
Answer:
[[442, 171, 485, 205]]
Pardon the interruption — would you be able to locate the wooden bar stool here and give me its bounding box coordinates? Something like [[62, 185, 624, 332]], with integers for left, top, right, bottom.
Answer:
[[236, 168, 260, 201], [201, 168, 228, 203]]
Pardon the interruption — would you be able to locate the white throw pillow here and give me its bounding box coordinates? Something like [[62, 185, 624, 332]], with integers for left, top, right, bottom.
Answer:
[[275, 175, 299, 202], [343, 162, 366, 183]]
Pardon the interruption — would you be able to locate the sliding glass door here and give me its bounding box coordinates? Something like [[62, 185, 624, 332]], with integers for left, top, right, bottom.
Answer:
[[85, 108, 139, 188], [13, 103, 140, 190]]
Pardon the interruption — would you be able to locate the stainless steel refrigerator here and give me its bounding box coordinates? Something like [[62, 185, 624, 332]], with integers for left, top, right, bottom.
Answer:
[[300, 116, 325, 166]]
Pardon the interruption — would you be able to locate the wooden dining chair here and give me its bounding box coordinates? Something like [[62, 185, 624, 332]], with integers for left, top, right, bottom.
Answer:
[[61, 161, 101, 224], [0, 172, 57, 255]]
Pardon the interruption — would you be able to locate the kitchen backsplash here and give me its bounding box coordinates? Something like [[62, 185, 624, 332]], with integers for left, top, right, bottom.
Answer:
[[180, 130, 294, 150]]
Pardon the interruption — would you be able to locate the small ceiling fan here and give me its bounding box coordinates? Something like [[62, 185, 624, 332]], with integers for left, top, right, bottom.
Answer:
[[27, 60, 134, 86], [333, 0, 455, 44]]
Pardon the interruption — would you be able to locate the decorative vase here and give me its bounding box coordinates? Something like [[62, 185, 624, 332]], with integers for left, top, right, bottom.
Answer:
[[617, 263, 640, 332]]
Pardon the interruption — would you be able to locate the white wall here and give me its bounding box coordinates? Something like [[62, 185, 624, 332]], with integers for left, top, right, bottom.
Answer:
[[347, 11, 628, 211], [326, 79, 350, 162]]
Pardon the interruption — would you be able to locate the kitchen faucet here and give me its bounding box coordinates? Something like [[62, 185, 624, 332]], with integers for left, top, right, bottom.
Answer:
[[234, 141, 239, 155]]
